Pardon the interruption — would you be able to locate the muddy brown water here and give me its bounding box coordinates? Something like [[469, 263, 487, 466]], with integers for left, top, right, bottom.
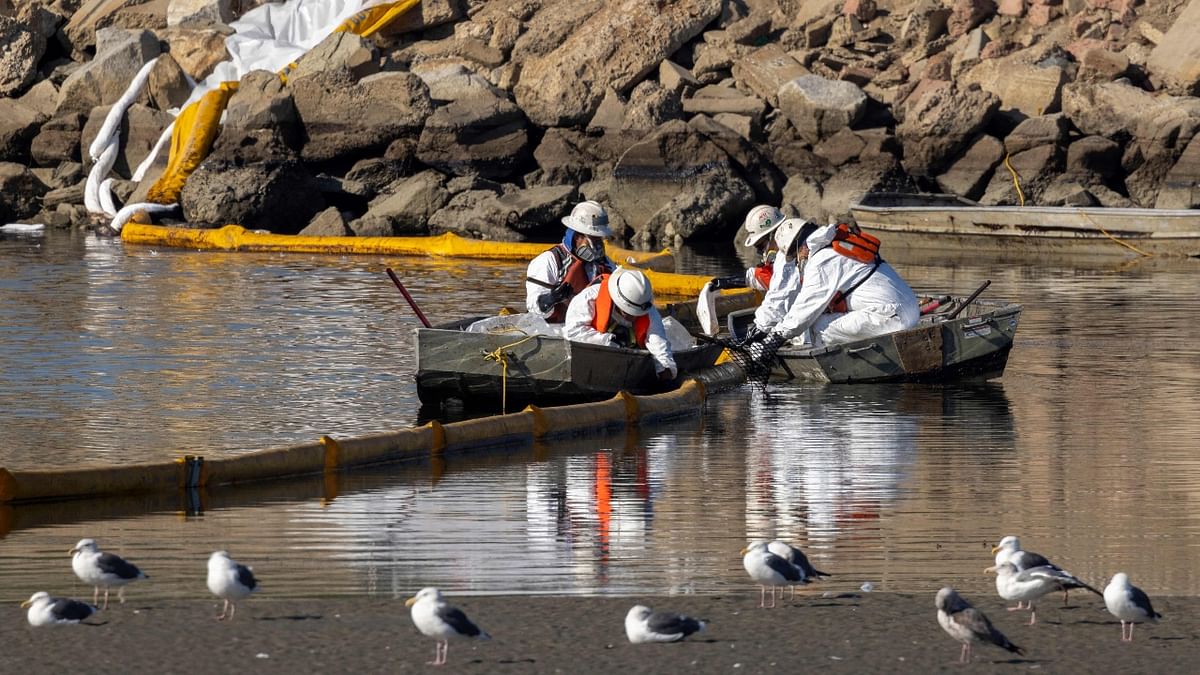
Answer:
[[2, 228, 1199, 601]]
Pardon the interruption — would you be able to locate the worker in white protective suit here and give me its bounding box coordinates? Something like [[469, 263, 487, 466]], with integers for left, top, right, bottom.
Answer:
[[744, 216, 810, 340], [743, 220, 919, 366], [525, 200, 616, 322], [708, 205, 787, 292], [564, 268, 678, 381]]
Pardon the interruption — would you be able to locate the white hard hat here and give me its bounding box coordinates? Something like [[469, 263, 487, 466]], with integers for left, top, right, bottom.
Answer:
[[742, 205, 785, 248], [608, 268, 654, 316], [774, 217, 819, 253], [562, 200, 612, 237]]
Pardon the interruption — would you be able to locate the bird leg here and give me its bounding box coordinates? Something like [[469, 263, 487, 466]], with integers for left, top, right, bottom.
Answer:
[[118, 587, 126, 604], [1006, 601, 1026, 611], [959, 643, 971, 663], [1028, 604, 1037, 626], [429, 640, 448, 666], [230, 602, 237, 620], [93, 586, 100, 606], [1061, 589, 1070, 607], [217, 599, 230, 620], [102, 588, 110, 610]]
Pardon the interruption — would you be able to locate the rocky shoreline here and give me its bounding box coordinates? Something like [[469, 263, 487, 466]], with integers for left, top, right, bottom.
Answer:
[[2, 0, 1199, 249]]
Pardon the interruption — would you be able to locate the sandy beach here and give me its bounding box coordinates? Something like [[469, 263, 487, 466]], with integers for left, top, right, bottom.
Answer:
[[3, 592, 1196, 673]]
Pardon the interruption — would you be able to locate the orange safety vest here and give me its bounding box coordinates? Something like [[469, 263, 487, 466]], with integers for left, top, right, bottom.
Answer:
[[826, 223, 883, 313], [591, 273, 650, 347], [545, 244, 612, 323], [752, 262, 773, 291]]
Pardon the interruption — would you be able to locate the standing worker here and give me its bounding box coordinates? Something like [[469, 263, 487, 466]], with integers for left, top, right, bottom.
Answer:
[[564, 268, 677, 381], [744, 220, 919, 368], [526, 200, 615, 322]]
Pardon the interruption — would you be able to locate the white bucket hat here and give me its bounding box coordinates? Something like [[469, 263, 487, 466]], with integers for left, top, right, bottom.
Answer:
[[562, 200, 612, 237]]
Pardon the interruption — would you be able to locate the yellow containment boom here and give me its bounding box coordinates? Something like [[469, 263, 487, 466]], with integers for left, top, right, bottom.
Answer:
[[121, 223, 676, 272]]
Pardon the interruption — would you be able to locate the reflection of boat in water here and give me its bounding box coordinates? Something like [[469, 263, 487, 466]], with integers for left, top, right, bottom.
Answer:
[[415, 317, 724, 409]]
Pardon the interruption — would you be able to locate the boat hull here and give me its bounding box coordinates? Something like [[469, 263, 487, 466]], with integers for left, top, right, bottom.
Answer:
[[772, 300, 1022, 384], [416, 320, 724, 407]]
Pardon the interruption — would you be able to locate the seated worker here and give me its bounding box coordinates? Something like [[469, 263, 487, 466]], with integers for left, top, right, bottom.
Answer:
[[563, 267, 678, 381], [745, 219, 919, 356], [709, 205, 786, 293], [525, 200, 616, 322], [744, 216, 809, 341]]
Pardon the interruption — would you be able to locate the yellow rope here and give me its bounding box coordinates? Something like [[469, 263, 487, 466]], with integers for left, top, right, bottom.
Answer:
[[1080, 212, 1153, 257], [1003, 153, 1025, 207], [483, 334, 538, 414]]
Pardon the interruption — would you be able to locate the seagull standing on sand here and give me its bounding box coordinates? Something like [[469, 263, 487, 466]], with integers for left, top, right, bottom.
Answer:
[[992, 535, 1089, 607], [935, 587, 1023, 664], [21, 591, 98, 626], [69, 539, 147, 609], [768, 540, 829, 598], [624, 605, 706, 643], [1104, 572, 1161, 642], [206, 551, 258, 620], [987, 562, 1100, 625], [406, 587, 490, 666], [741, 540, 805, 608]]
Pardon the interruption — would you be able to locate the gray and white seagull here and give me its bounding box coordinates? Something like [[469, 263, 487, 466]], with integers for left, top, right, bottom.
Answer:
[[406, 587, 490, 666], [1104, 572, 1161, 642], [935, 587, 1024, 664], [21, 591, 98, 627], [741, 540, 807, 608], [987, 562, 1102, 625], [69, 538, 148, 609], [624, 605, 707, 643], [992, 535, 1096, 607], [206, 550, 259, 621]]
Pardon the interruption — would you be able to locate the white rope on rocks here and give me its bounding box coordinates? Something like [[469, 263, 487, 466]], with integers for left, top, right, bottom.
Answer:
[[85, 56, 161, 220]]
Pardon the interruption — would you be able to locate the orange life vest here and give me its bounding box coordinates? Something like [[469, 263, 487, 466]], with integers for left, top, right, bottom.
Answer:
[[591, 273, 650, 347], [826, 223, 883, 313], [752, 262, 773, 291], [545, 244, 612, 322]]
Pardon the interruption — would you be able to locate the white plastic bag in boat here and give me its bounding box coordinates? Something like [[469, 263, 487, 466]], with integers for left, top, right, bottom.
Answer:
[[662, 316, 695, 351], [696, 281, 718, 336], [466, 313, 563, 338]]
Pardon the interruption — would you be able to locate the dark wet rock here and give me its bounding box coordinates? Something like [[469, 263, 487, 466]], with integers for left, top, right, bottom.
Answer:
[[0, 99, 47, 164], [0, 162, 48, 222], [351, 170, 450, 237], [416, 91, 529, 179], [56, 28, 161, 116], [935, 134, 1005, 201]]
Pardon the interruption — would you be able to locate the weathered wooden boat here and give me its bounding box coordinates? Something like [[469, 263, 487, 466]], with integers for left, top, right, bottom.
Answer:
[[415, 317, 725, 408], [850, 192, 1200, 259], [727, 292, 1022, 384]]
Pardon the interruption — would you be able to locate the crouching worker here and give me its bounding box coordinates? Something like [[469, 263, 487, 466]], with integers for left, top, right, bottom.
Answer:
[[564, 268, 678, 382], [526, 200, 615, 322], [709, 205, 786, 292], [744, 220, 919, 371]]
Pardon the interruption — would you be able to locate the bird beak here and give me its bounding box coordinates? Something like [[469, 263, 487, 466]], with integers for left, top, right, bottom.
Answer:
[[20, 600, 31, 608], [985, 566, 997, 573], [68, 548, 76, 554], [404, 597, 417, 607], [739, 547, 749, 555], [990, 545, 1000, 554]]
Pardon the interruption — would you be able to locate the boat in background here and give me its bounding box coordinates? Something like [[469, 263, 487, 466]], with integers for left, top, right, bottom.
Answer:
[[850, 192, 1200, 259]]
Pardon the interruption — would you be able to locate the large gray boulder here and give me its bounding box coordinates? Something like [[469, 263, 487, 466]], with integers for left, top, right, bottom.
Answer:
[[291, 70, 432, 163], [1155, 135, 1200, 209], [0, 99, 46, 164], [31, 113, 86, 166], [416, 92, 530, 179], [730, 43, 810, 108], [610, 119, 756, 247], [777, 75, 867, 145], [0, 16, 41, 97], [935, 134, 1004, 201], [1147, 0, 1200, 95], [898, 83, 999, 177], [56, 28, 161, 116], [180, 160, 325, 233], [427, 184, 578, 241], [0, 162, 47, 222], [513, 0, 722, 127], [351, 170, 451, 237]]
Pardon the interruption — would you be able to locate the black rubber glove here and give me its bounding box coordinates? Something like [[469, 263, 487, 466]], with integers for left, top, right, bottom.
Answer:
[[709, 274, 748, 290], [738, 323, 766, 345], [536, 282, 573, 313], [745, 332, 787, 382]]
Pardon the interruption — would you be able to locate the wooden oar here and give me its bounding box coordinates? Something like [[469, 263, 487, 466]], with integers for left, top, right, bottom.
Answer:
[[386, 268, 432, 328], [946, 280, 991, 320]]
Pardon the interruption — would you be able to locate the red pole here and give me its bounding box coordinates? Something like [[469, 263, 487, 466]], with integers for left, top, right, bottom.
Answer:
[[386, 268, 432, 328]]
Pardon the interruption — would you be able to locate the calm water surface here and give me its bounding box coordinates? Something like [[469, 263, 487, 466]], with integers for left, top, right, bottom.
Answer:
[[2, 228, 1199, 601]]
